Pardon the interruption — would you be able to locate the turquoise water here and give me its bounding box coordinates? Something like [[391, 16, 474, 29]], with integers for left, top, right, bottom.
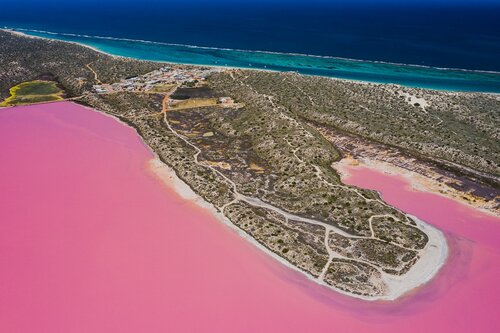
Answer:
[[16, 29, 500, 93]]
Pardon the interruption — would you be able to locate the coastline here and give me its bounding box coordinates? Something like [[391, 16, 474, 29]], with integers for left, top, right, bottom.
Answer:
[[0, 29, 389, 94], [4, 28, 500, 94], [0, 27, 457, 300], [3, 11, 500, 328], [148, 156, 448, 302], [6, 29, 125, 61], [64, 99, 449, 301], [334, 157, 500, 218], [72, 96, 448, 301], [3, 99, 499, 333], [379, 214, 448, 299], [8, 27, 500, 75], [3, 29, 274, 74]]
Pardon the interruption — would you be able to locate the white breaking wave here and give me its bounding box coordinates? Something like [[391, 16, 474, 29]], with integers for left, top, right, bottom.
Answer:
[[9, 27, 500, 75]]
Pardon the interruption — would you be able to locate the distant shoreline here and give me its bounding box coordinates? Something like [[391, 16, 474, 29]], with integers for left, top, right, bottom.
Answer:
[[4, 28, 500, 93], [8, 27, 500, 75]]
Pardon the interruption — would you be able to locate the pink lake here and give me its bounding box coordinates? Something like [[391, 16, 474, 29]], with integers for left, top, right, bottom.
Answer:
[[1, 101, 499, 332]]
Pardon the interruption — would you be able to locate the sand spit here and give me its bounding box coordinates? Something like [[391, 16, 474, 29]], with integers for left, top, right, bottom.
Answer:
[[148, 156, 448, 301], [381, 215, 448, 300], [1, 96, 450, 301], [1, 98, 450, 300], [80, 97, 450, 302]]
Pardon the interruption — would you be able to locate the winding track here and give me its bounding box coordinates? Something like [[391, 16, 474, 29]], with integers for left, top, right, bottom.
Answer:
[[85, 62, 102, 85], [159, 95, 425, 282], [86, 71, 433, 289]]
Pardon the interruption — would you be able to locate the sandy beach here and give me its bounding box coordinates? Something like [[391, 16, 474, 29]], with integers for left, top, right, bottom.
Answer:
[[334, 156, 499, 218], [4, 100, 500, 333], [28, 80, 449, 301], [3, 96, 448, 301], [0, 29, 454, 300], [148, 155, 448, 301], [2, 6, 500, 328], [6, 29, 123, 60], [5, 28, 488, 94]]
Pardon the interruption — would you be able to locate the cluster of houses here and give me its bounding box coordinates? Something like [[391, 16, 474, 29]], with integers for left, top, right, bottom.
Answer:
[[93, 66, 223, 94]]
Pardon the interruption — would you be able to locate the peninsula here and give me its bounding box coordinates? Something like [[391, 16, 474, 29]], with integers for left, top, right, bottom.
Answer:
[[1, 30, 498, 299]]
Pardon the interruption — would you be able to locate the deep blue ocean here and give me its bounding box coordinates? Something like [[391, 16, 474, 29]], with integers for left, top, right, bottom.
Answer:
[[2, 3, 500, 92]]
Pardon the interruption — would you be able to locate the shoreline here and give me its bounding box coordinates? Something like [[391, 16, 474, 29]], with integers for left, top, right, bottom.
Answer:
[[6, 29, 125, 61], [148, 156, 448, 302], [334, 157, 499, 218], [133, 119, 448, 301], [6, 98, 450, 301], [64, 99, 450, 302], [7, 27, 500, 75], [3, 28, 499, 94], [379, 214, 448, 300], [3, 29, 275, 74]]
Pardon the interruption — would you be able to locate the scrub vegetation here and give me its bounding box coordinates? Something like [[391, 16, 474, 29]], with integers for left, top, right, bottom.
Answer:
[[1, 29, 497, 298]]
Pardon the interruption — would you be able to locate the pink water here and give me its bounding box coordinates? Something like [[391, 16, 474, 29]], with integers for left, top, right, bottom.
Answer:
[[1, 101, 499, 332]]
